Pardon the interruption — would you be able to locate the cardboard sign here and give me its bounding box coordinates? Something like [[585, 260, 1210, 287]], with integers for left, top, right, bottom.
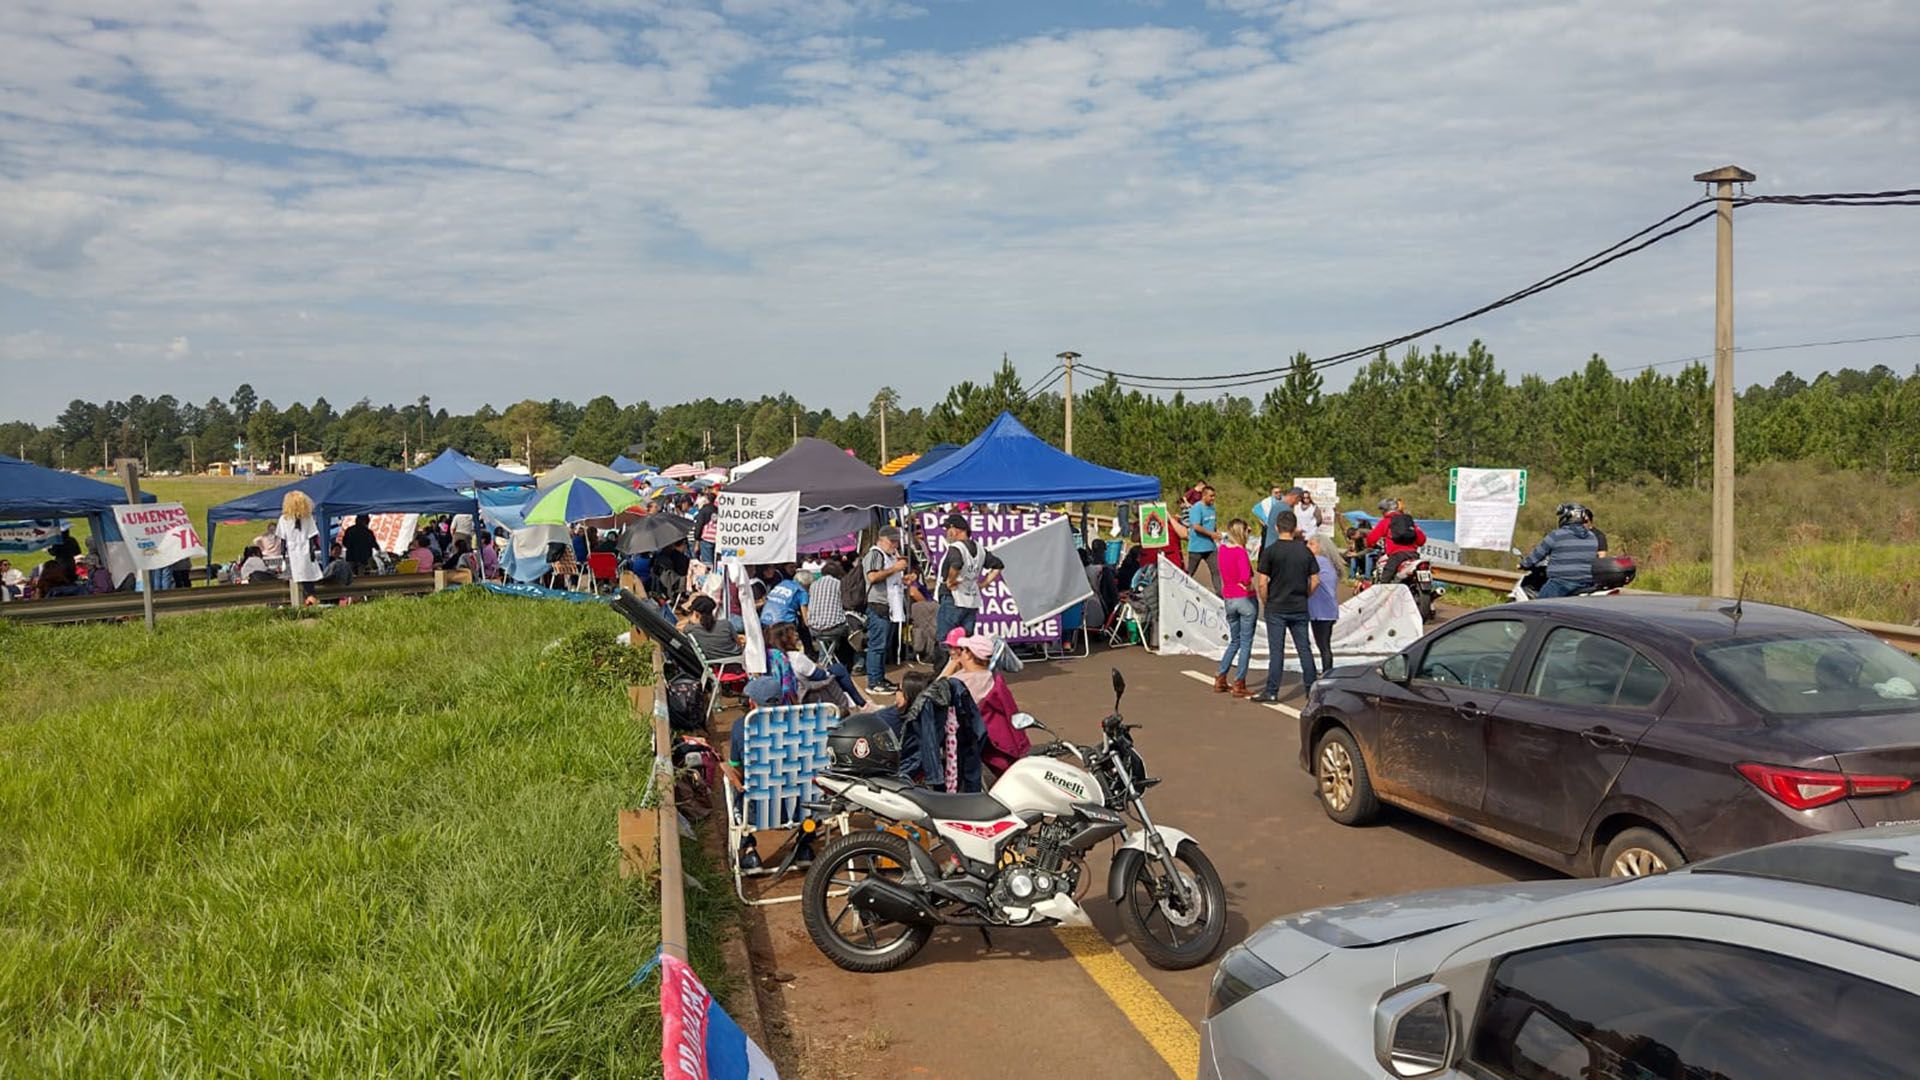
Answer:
[[111, 502, 206, 573], [918, 509, 1064, 643], [714, 491, 799, 565], [1138, 502, 1171, 548]]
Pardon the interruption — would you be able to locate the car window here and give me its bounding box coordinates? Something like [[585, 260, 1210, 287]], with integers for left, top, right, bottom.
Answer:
[[1696, 634, 1920, 718], [1524, 628, 1668, 709], [1416, 620, 1527, 689], [1465, 936, 1920, 1080]]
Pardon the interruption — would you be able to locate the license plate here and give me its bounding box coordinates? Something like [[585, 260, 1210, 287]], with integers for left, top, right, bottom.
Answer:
[[1416, 570, 1432, 582]]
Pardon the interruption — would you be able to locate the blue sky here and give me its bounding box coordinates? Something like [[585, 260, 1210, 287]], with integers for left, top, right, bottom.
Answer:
[[3, 0, 1918, 422]]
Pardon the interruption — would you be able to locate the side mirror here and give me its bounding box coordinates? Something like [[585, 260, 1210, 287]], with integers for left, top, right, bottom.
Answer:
[[1373, 984, 1454, 1078], [1381, 653, 1410, 684], [1011, 712, 1039, 731], [1111, 668, 1127, 700]]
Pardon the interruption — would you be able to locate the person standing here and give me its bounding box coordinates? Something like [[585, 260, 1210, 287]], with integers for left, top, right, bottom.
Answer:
[[1306, 537, 1341, 673], [276, 490, 323, 605], [691, 494, 716, 565], [342, 514, 378, 571], [1258, 486, 1303, 551], [1213, 519, 1257, 698], [934, 513, 1003, 639], [1185, 484, 1220, 591], [1253, 510, 1319, 703], [861, 528, 909, 695]]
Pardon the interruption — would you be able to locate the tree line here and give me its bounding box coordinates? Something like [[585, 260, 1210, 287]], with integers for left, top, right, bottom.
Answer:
[[4, 343, 1917, 493]]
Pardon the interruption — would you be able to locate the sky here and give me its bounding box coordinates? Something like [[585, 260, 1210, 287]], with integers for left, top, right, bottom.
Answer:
[[3, 0, 1918, 423]]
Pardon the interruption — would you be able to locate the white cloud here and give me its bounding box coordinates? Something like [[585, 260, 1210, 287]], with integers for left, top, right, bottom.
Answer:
[[1, 0, 1916, 421]]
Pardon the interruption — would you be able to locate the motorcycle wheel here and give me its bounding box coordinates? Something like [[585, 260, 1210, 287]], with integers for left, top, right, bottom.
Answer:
[[1416, 590, 1435, 622], [801, 830, 932, 974], [1118, 842, 1227, 970]]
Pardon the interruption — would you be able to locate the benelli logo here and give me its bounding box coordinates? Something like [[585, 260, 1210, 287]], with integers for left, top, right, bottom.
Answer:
[[941, 820, 1017, 839], [1044, 770, 1086, 798]]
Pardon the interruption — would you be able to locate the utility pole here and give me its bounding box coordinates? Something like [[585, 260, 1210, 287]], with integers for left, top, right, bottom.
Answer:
[[735, 423, 742, 463], [792, 412, 798, 447], [189, 436, 196, 474], [878, 398, 889, 463], [1056, 351, 1080, 454], [1695, 165, 1754, 599]]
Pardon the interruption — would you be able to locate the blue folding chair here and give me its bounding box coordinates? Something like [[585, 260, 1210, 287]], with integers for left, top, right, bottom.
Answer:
[[723, 702, 845, 905]]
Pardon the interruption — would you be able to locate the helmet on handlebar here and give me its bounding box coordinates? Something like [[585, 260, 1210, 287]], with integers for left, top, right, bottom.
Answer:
[[826, 712, 901, 776], [1556, 502, 1592, 528]]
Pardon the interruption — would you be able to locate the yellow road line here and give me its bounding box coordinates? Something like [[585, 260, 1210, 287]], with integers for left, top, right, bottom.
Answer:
[[1178, 668, 1302, 717], [1053, 925, 1200, 1080]]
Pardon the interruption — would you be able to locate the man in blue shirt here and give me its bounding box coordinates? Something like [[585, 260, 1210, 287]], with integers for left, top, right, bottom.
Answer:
[[1521, 504, 1600, 598], [760, 567, 813, 649], [1185, 484, 1221, 592]]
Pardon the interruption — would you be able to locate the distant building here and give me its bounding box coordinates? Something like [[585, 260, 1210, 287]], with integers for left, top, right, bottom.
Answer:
[[494, 459, 532, 475], [289, 451, 328, 476]]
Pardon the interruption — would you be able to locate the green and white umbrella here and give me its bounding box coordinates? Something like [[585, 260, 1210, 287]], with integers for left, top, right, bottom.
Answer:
[[520, 476, 643, 526]]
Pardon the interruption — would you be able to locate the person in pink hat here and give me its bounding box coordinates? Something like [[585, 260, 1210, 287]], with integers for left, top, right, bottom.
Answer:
[[940, 630, 1029, 777]]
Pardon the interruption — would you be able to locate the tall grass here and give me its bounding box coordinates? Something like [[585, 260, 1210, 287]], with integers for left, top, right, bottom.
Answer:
[[0, 590, 726, 1077]]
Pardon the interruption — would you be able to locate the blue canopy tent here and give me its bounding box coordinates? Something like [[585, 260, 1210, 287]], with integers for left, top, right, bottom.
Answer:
[[609, 455, 652, 476], [0, 454, 157, 587], [889, 443, 961, 483], [205, 463, 478, 569], [1342, 509, 1456, 543], [901, 412, 1161, 504], [410, 448, 531, 490]]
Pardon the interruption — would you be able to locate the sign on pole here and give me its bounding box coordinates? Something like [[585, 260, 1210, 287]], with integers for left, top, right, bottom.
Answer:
[[714, 491, 799, 565], [1137, 502, 1170, 548], [1451, 468, 1526, 552], [112, 502, 206, 573], [1292, 477, 1338, 509], [1450, 467, 1527, 506]]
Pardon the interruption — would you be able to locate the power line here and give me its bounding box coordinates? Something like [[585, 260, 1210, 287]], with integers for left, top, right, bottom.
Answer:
[[1014, 366, 1065, 404], [1609, 331, 1920, 375]]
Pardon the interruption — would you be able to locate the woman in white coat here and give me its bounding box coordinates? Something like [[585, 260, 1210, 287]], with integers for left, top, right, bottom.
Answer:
[[276, 490, 323, 605]]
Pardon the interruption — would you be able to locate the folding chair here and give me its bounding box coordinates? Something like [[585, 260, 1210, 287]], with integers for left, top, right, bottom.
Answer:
[[586, 551, 619, 593], [723, 702, 846, 905], [685, 633, 749, 722], [1104, 593, 1143, 648]]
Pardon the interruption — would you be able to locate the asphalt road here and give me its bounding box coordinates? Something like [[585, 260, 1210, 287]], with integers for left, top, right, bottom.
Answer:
[[742, 622, 1553, 1078]]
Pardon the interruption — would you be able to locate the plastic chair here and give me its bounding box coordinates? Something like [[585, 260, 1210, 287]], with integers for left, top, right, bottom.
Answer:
[[586, 552, 619, 592], [723, 702, 845, 905]]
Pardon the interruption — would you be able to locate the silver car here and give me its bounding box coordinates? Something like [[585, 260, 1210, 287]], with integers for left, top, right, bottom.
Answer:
[[1201, 825, 1920, 1079]]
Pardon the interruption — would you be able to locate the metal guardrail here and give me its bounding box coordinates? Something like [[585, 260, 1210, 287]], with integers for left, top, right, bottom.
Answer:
[[0, 574, 442, 626], [1429, 564, 1920, 654]]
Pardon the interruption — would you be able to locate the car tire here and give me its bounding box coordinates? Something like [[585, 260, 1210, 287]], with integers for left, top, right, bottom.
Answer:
[[1599, 827, 1685, 878], [1314, 727, 1379, 826]]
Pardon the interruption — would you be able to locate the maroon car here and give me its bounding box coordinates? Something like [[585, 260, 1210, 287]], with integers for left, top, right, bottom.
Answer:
[[1298, 595, 1920, 877]]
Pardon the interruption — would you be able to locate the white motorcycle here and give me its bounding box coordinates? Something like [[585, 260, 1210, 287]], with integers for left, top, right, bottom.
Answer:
[[800, 670, 1228, 973]]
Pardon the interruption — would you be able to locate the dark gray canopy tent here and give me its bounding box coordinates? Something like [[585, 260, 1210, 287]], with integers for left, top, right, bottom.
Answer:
[[722, 438, 904, 510]]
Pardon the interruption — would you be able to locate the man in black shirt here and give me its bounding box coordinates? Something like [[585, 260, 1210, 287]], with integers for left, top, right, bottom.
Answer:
[[342, 515, 379, 570], [1253, 510, 1320, 703]]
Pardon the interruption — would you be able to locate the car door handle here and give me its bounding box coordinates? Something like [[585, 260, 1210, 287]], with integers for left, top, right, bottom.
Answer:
[[1581, 726, 1629, 750], [1456, 702, 1487, 720]]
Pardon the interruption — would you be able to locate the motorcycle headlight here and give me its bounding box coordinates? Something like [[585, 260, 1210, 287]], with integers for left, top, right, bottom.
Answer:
[[1206, 945, 1286, 1018]]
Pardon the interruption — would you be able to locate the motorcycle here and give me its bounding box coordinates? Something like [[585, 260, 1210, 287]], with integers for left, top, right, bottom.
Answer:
[[1355, 542, 1442, 622], [799, 669, 1228, 973], [1508, 555, 1638, 602]]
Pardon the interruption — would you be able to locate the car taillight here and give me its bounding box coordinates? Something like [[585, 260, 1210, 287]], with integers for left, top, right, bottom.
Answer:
[[1736, 762, 1913, 811]]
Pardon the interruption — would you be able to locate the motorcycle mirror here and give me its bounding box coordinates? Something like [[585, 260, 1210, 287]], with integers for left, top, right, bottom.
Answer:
[[1011, 712, 1041, 731], [1111, 668, 1126, 702]]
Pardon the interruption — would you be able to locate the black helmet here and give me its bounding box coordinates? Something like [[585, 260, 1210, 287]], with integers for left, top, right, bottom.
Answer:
[[826, 712, 901, 776], [1556, 502, 1592, 528]]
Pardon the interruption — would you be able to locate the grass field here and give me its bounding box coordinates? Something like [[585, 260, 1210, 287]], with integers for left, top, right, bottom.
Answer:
[[0, 590, 728, 1077]]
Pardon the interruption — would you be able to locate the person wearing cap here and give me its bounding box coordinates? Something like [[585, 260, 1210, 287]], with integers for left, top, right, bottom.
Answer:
[[934, 513, 1004, 641], [940, 630, 1029, 778], [861, 527, 910, 694]]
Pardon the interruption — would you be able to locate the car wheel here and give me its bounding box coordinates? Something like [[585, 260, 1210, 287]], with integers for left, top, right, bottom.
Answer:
[[1314, 727, 1379, 826], [1600, 827, 1685, 878]]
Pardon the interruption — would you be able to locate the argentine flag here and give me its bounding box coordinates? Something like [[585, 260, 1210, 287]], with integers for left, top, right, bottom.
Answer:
[[661, 954, 779, 1080]]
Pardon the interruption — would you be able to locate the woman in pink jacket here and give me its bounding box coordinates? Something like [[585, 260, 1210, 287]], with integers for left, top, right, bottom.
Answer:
[[940, 630, 1030, 777]]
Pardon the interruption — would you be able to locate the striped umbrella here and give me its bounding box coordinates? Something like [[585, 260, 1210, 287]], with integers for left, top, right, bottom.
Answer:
[[521, 476, 644, 526], [660, 462, 700, 479]]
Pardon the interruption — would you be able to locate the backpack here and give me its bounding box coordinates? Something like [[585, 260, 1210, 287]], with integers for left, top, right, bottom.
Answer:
[[1387, 512, 1418, 546], [841, 548, 874, 613], [665, 676, 707, 732]]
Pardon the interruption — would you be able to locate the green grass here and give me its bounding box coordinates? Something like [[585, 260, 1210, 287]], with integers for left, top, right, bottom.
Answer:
[[0, 590, 730, 1078], [13, 475, 282, 574]]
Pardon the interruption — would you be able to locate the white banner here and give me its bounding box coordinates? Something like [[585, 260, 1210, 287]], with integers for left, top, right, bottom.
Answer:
[[1155, 556, 1422, 671], [1454, 467, 1523, 552], [715, 491, 799, 565], [335, 513, 418, 555], [111, 502, 207, 573], [1293, 476, 1338, 510]]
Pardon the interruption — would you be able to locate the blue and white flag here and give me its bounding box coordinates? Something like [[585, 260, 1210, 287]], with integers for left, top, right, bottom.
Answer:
[[661, 954, 779, 1080]]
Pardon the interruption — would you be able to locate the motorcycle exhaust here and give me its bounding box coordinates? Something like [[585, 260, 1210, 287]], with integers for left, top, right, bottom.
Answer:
[[846, 878, 942, 927]]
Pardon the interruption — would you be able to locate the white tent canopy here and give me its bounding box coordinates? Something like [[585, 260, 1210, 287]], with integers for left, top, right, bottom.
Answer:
[[729, 456, 773, 482]]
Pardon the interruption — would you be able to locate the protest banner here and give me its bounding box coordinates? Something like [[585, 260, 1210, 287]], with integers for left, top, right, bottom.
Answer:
[[1293, 477, 1338, 510], [660, 952, 780, 1080], [1155, 557, 1421, 671], [714, 491, 799, 565], [0, 519, 63, 553], [990, 517, 1093, 623], [335, 513, 418, 555], [112, 502, 206, 573], [918, 509, 1064, 643], [1451, 467, 1526, 552], [1138, 502, 1170, 548]]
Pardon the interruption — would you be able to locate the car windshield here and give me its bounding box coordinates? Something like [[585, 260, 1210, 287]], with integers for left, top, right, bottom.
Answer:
[[1696, 634, 1920, 718]]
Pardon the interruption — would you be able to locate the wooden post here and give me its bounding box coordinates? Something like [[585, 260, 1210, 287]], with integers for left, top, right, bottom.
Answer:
[[119, 460, 154, 632], [1694, 165, 1754, 598]]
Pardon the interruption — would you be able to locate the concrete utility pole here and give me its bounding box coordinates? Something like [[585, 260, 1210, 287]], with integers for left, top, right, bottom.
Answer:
[[1695, 165, 1754, 599], [1056, 351, 1080, 454], [878, 398, 888, 463], [735, 423, 742, 463], [791, 412, 798, 447]]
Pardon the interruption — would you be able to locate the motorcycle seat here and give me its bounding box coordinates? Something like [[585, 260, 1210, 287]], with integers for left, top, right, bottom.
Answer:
[[898, 788, 1012, 822]]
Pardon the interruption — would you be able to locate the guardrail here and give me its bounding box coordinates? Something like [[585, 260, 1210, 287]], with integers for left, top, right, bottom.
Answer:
[[620, 640, 690, 962], [1428, 564, 1920, 654], [0, 573, 443, 626]]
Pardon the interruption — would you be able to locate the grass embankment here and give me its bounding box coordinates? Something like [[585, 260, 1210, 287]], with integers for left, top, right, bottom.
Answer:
[[0, 590, 729, 1077], [1212, 462, 1920, 624]]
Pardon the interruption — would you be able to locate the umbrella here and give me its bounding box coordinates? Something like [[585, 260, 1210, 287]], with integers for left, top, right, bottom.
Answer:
[[687, 476, 719, 489], [618, 512, 694, 555], [643, 475, 688, 497], [661, 463, 700, 480], [521, 477, 644, 526]]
